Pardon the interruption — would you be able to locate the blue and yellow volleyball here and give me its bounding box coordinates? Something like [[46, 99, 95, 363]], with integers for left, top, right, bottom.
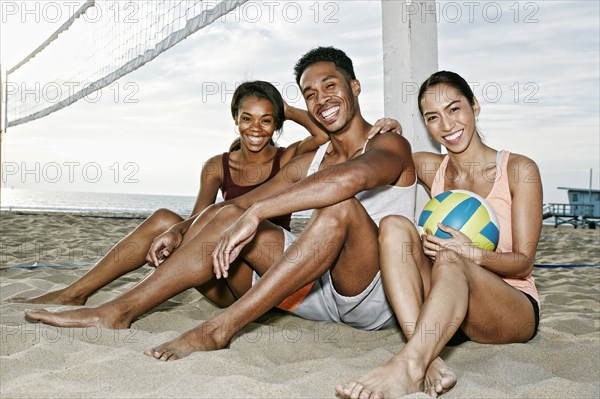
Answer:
[[417, 190, 500, 251]]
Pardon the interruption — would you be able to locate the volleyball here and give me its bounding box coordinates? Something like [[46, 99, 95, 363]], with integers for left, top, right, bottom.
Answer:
[[417, 190, 500, 251]]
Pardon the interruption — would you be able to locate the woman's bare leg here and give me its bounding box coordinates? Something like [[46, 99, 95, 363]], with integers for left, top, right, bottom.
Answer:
[[9, 209, 183, 305], [338, 245, 536, 398], [24, 205, 271, 330], [337, 216, 455, 398], [379, 217, 455, 396], [181, 206, 253, 308]]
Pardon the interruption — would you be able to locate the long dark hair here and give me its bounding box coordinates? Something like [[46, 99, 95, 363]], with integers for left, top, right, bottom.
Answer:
[[418, 71, 476, 113], [418, 71, 482, 138]]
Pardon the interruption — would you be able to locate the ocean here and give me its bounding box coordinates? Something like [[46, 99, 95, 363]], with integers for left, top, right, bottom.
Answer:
[[0, 188, 559, 224], [0, 188, 312, 218], [1, 188, 199, 216]]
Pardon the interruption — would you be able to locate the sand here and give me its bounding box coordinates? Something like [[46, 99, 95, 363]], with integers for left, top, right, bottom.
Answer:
[[1, 211, 599, 398]]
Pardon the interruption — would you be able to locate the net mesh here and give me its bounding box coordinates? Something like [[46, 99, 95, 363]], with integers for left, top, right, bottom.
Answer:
[[6, 0, 247, 127]]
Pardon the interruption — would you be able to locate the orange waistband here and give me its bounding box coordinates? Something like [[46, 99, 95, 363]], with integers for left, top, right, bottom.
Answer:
[[276, 282, 315, 311]]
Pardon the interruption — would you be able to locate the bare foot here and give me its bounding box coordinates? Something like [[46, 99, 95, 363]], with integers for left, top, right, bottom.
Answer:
[[24, 307, 130, 329], [424, 357, 456, 397], [144, 323, 229, 361], [335, 355, 425, 399], [8, 289, 86, 306]]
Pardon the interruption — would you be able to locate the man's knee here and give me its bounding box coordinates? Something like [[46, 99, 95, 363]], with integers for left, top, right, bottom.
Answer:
[[202, 203, 221, 219], [150, 208, 183, 231], [216, 204, 246, 220], [313, 198, 365, 225], [188, 204, 244, 235]]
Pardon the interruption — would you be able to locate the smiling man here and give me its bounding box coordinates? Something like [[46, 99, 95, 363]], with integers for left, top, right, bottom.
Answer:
[[26, 47, 416, 366]]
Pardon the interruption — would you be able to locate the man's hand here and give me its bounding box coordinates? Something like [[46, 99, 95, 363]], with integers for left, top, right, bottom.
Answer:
[[146, 229, 183, 267], [367, 118, 402, 138], [212, 211, 261, 279]]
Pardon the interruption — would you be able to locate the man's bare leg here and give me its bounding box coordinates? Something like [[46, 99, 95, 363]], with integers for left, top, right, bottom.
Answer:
[[337, 216, 456, 398], [145, 198, 381, 361], [193, 262, 252, 308], [24, 205, 273, 329], [9, 209, 183, 305]]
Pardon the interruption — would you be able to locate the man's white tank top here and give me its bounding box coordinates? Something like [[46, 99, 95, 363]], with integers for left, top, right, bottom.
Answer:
[[307, 141, 416, 226]]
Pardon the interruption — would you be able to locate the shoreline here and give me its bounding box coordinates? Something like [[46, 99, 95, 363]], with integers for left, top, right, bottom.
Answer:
[[1, 208, 585, 225], [0, 209, 312, 221]]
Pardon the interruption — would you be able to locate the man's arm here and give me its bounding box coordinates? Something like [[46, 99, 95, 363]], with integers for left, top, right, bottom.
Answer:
[[250, 133, 412, 222], [284, 103, 403, 159], [226, 151, 315, 209], [212, 133, 413, 276]]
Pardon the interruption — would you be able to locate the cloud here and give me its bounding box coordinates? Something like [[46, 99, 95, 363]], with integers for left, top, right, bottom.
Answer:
[[2, 0, 598, 203]]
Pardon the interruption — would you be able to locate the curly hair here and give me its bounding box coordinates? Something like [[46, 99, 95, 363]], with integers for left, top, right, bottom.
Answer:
[[293, 46, 356, 86]]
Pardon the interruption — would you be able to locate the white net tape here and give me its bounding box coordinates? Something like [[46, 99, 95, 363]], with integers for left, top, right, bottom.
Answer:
[[6, 0, 247, 127]]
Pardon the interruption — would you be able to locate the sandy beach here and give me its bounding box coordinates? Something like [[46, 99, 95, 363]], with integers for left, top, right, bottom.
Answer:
[[1, 211, 599, 398]]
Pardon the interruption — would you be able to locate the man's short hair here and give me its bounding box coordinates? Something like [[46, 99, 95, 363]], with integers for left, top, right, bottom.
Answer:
[[293, 47, 356, 86]]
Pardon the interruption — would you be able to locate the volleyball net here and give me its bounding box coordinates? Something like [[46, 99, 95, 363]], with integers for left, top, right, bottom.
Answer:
[[4, 0, 248, 128]]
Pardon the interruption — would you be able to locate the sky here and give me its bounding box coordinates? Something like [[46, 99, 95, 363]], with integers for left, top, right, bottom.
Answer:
[[0, 0, 599, 205]]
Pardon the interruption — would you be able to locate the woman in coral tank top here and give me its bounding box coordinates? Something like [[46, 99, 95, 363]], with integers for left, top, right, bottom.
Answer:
[[337, 71, 542, 398]]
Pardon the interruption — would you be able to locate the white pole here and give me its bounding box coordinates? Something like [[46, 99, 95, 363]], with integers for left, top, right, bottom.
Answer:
[[0, 63, 4, 207], [589, 168, 593, 203], [381, 0, 440, 214]]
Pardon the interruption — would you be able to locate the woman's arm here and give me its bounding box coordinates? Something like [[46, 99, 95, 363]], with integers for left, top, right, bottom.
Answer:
[[189, 155, 223, 216], [283, 103, 330, 158], [467, 154, 542, 277], [481, 154, 542, 277], [172, 155, 223, 235], [413, 151, 445, 192], [423, 154, 542, 278]]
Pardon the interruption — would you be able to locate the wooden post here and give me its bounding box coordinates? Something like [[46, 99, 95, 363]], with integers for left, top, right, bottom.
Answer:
[[381, 0, 440, 213]]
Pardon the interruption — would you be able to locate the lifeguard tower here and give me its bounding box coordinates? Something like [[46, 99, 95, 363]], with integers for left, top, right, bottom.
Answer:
[[545, 187, 600, 228]]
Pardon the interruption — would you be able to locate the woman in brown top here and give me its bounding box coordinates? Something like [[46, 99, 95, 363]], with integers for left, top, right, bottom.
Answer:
[[10, 80, 399, 308]]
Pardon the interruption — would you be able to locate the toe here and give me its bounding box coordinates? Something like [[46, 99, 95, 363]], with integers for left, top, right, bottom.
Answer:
[[335, 384, 348, 397], [350, 382, 365, 399], [435, 379, 444, 394], [339, 381, 357, 397], [372, 391, 384, 399], [159, 350, 174, 361]]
